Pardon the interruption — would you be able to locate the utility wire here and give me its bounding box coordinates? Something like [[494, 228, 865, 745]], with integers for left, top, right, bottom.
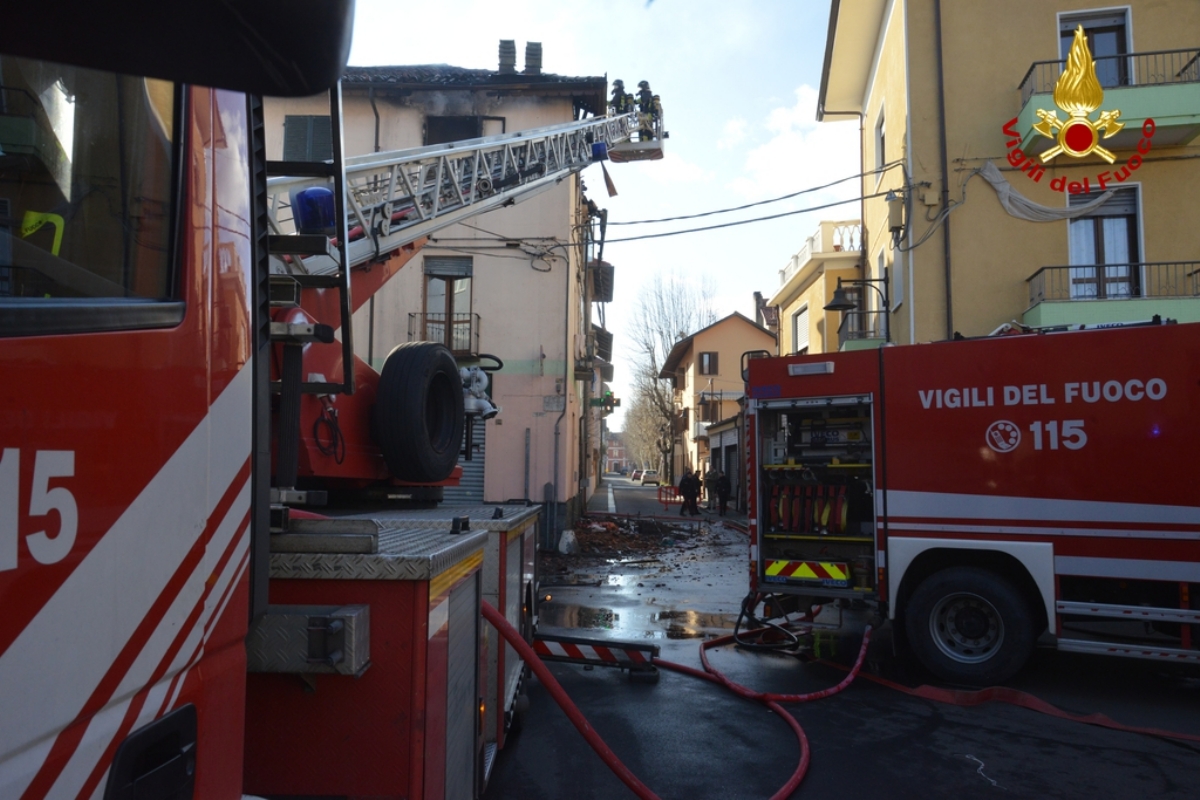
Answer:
[[603, 191, 893, 244], [607, 161, 905, 226]]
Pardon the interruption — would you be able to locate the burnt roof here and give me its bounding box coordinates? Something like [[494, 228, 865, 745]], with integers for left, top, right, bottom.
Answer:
[[342, 64, 608, 114]]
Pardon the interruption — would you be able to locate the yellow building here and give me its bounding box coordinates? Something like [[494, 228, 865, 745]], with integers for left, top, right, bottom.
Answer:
[[658, 312, 776, 482], [819, 0, 1200, 343], [768, 219, 867, 354]]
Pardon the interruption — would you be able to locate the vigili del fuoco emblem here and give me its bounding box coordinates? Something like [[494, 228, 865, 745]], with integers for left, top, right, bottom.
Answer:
[[1032, 25, 1125, 163]]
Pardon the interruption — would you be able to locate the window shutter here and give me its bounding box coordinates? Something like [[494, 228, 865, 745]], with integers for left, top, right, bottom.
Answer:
[[282, 115, 332, 162], [424, 257, 474, 277], [793, 307, 809, 354]]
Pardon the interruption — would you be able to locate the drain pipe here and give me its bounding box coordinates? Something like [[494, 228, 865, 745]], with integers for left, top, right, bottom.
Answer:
[[550, 242, 571, 550], [934, 0, 954, 339]]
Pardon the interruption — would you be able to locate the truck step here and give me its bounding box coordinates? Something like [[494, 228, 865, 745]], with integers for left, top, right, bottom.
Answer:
[[1058, 600, 1200, 624], [1056, 638, 1200, 662]]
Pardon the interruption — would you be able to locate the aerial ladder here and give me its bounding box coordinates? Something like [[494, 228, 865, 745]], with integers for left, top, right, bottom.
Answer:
[[263, 85, 643, 509]]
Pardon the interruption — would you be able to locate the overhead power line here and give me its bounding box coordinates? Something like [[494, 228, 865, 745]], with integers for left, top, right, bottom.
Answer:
[[606, 161, 904, 226], [603, 191, 895, 244]]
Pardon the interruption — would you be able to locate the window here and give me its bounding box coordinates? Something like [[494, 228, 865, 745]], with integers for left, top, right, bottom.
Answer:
[[840, 286, 864, 335], [425, 116, 483, 146], [1, 55, 180, 336], [875, 109, 886, 171], [423, 256, 474, 352], [1060, 11, 1129, 88], [792, 306, 809, 355], [698, 352, 719, 375], [1068, 187, 1139, 299]]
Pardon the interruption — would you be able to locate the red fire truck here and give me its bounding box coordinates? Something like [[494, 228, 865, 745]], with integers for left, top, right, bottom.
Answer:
[[0, 3, 638, 797], [745, 321, 1200, 685]]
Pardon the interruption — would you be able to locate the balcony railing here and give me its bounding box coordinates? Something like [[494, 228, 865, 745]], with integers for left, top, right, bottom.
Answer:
[[779, 221, 862, 287], [1027, 262, 1200, 306], [407, 311, 480, 355], [836, 309, 887, 351], [1019, 48, 1200, 107]]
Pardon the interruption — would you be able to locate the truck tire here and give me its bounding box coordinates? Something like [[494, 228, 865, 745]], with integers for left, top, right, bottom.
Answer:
[[904, 566, 1035, 686], [374, 342, 464, 482]]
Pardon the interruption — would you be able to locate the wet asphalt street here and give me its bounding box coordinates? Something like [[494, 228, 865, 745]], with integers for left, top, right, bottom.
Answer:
[[481, 475, 1200, 800]]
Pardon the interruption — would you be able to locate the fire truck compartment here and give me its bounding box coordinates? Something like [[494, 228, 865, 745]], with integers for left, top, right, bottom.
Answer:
[[244, 526, 487, 800], [756, 395, 877, 597], [321, 505, 542, 761]]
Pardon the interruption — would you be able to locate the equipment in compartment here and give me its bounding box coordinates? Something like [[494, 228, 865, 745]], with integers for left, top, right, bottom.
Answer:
[[762, 402, 874, 539], [764, 475, 872, 537], [758, 399, 878, 595]]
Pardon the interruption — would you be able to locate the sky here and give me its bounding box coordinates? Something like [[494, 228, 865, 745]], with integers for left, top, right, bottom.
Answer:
[[349, 0, 861, 429]]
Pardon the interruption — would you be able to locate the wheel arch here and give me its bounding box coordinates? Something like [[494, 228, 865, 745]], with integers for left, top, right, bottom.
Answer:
[[888, 538, 1053, 635]]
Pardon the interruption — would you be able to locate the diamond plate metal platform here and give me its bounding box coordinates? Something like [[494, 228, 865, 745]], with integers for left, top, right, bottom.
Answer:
[[269, 526, 487, 581]]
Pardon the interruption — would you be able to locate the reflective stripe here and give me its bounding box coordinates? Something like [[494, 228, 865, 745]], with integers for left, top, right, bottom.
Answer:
[[764, 560, 848, 582]]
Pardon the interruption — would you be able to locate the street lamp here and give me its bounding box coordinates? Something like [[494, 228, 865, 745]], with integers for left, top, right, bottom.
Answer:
[[824, 274, 890, 343]]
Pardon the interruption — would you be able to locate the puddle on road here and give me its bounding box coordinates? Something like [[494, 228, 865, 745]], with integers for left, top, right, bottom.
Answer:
[[539, 602, 740, 640]]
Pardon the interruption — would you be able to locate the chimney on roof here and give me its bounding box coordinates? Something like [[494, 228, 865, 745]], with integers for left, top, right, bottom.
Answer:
[[499, 40, 517, 74], [524, 42, 543, 75]]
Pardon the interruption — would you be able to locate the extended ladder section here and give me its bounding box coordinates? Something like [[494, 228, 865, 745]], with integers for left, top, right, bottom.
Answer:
[[262, 94, 640, 505], [267, 109, 641, 277]]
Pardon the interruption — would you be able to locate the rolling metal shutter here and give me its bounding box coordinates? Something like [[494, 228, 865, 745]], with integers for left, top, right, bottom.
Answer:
[[445, 574, 480, 800], [444, 422, 486, 505]]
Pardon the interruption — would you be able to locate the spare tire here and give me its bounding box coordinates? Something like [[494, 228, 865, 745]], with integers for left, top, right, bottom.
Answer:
[[374, 342, 464, 482]]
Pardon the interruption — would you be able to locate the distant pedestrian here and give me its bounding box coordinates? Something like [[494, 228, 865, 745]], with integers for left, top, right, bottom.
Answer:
[[703, 466, 718, 510], [679, 470, 701, 516], [717, 471, 732, 517]]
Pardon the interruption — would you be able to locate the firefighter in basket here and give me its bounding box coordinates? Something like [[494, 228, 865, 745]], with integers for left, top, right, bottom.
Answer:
[[636, 80, 655, 140], [610, 79, 631, 115]]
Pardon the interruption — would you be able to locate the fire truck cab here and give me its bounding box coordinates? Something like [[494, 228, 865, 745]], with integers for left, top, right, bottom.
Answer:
[[746, 322, 1200, 685]]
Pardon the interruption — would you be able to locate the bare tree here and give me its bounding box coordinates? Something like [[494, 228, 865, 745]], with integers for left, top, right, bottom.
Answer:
[[621, 389, 662, 470], [627, 269, 718, 484]]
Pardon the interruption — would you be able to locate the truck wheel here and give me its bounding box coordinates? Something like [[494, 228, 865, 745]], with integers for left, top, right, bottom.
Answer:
[[374, 342, 464, 482], [904, 567, 1035, 686]]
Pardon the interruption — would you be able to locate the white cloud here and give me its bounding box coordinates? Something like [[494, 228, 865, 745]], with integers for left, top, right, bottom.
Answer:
[[728, 85, 861, 207], [717, 118, 748, 151]]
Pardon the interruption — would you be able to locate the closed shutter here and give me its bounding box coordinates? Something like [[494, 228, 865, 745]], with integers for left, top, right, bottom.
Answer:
[[793, 306, 809, 354], [445, 574, 479, 800], [425, 256, 474, 277], [444, 422, 486, 505], [282, 115, 332, 162]]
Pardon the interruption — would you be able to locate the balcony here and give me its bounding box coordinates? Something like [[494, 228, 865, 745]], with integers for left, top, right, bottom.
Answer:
[[1016, 49, 1200, 151], [836, 309, 887, 352], [1024, 261, 1200, 328], [407, 312, 480, 356], [779, 221, 861, 288]]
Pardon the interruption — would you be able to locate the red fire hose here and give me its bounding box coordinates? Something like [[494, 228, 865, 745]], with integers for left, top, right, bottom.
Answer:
[[481, 601, 875, 799]]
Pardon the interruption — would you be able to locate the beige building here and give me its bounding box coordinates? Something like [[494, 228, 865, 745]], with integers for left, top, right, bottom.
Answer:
[[819, 0, 1200, 344], [264, 44, 611, 537], [658, 312, 776, 483]]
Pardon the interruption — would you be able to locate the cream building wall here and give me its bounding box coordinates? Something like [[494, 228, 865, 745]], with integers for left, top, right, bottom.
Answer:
[[823, 0, 1200, 343], [662, 314, 776, 480], [264, 82, 599, 515]]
